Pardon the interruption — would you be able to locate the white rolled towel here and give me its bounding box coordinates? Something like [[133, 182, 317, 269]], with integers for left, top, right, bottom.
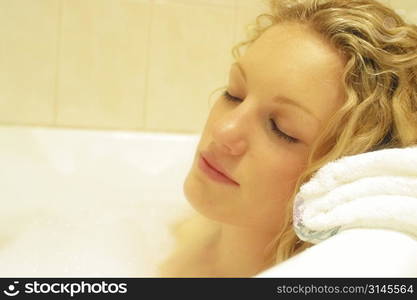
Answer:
[[293, 145, 417, 244]]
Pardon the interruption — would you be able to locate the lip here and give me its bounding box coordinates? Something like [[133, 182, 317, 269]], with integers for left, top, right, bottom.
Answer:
[[198, 153, 239, 186]]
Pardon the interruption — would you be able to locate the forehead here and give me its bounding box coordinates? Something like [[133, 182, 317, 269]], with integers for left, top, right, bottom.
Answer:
[[242, 22, 345, 85], [237, 22, 346, 124]]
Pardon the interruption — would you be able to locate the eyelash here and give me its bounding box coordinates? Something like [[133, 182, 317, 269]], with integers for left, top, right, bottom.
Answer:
[[222, 90, 299, 144]]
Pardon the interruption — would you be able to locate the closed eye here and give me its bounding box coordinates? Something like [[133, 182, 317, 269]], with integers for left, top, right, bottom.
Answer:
[[222, 90, 299, 144], [223, 90, 241, 102]]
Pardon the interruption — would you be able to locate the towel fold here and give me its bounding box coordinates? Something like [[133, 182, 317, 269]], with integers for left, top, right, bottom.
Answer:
[[293, 145, 417, 244]]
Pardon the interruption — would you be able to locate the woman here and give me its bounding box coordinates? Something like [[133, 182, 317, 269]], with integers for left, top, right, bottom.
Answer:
[[158, 0, 417, 277]]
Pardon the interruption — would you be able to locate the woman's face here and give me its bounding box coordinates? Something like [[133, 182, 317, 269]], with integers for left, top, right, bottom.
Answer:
[[183, 22, 346, 233]]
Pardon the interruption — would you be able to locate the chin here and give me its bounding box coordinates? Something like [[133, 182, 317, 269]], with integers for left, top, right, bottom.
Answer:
[[183, 173, 212, 216], [183, 174, 223, 222], [183, 175, 247, 227], [183, 167, 282, 230]]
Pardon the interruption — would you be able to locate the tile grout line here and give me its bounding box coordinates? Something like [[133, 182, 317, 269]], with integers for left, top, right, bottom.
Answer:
[[142, 0, 154, 131], [154, 0, 234, 10], [53, 0, 64, 126], [0, 121, 200, 135], [232, 0, 238, 49]]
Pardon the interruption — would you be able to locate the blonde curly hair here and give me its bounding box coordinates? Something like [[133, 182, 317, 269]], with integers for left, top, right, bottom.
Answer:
[[221, 0, 417, 268]]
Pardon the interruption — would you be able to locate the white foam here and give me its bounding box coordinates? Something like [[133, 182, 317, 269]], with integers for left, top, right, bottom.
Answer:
[[0, 126, 199, 276]]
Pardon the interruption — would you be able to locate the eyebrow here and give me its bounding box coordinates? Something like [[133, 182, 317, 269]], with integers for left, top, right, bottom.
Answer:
[[232, 62, 321, 125]]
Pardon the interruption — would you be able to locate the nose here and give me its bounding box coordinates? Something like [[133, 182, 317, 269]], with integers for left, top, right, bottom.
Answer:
[[211, 110, 249, 156]]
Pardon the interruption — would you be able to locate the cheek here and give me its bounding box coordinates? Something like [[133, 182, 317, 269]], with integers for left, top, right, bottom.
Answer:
[[246, 155, 307, 229], [270, 156, 305, 183], [251, 154, 307, 203]]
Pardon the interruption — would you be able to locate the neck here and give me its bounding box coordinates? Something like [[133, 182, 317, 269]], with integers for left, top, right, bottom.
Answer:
[[210, 223, 278, 277]]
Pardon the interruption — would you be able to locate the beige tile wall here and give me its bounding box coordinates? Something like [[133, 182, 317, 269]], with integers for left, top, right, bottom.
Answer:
[[56, 0, 151, 130], [0, 0, 415, 134], [0, 0, 60, 125], [146, 1, 234, 133]]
